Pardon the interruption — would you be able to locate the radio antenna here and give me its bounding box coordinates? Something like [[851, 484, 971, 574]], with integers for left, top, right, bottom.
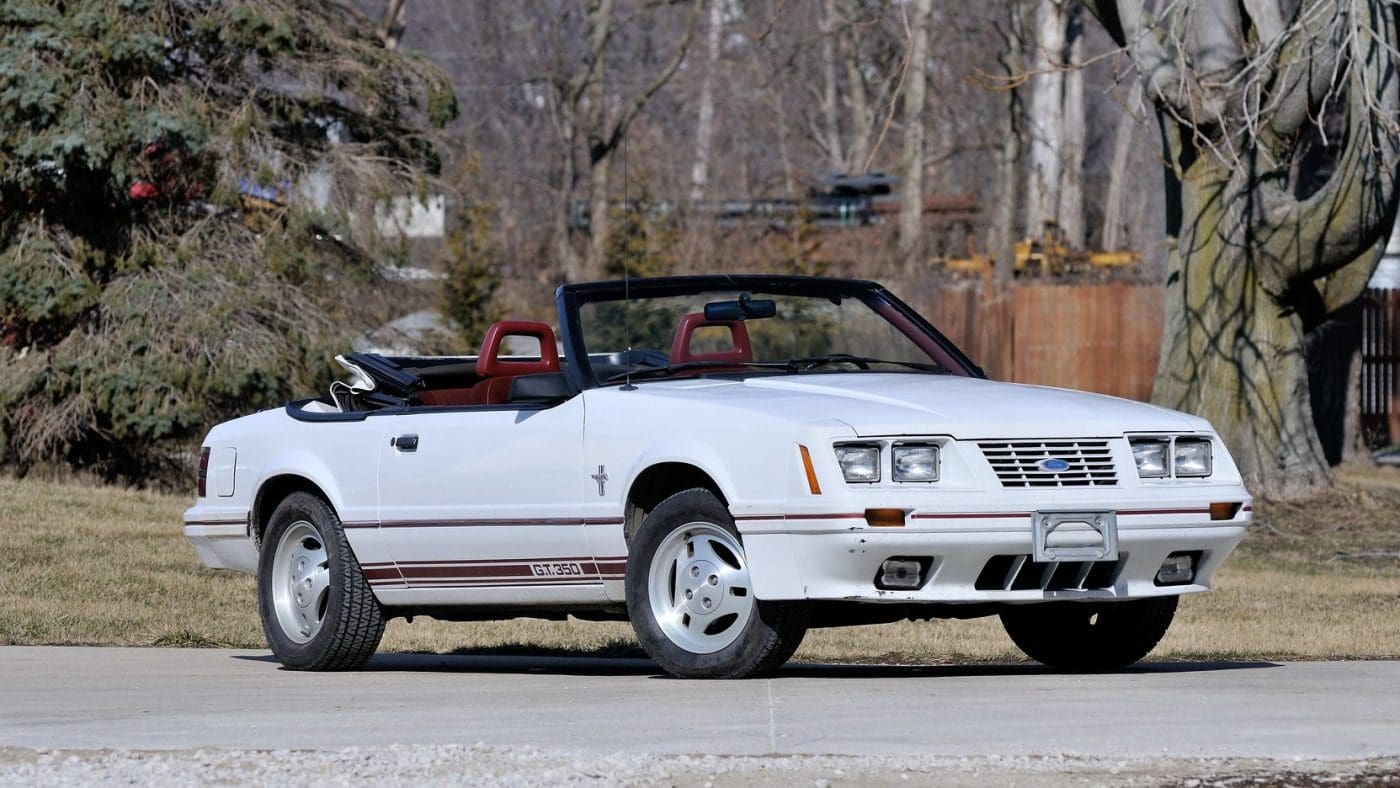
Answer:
[[622, 131, 634, 391]]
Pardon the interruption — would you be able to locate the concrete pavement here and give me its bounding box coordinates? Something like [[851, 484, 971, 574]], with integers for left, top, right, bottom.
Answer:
[[1, 647, 1397, 758]]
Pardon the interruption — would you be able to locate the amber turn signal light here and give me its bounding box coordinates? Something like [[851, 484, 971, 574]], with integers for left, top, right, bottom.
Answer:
[[1209, 502, 1242, 521], [865, 508, 906, 527], [797, 445, 822, 495]]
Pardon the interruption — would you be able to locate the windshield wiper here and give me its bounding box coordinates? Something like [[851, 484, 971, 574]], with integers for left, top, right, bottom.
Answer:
[[602, 360, 784, 383], [783, 354, 948, 374]]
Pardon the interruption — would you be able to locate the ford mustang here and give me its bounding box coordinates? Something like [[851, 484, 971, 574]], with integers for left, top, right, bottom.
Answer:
[[184, 275, 1251, 678]]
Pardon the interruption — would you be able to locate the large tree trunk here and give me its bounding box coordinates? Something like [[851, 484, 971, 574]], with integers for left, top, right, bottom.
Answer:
[[587, 138, 612, 271], [585, 76, 612, 272], [1152, 107, 1396, 497], [1025, 0, 1065, 237], [557, 163, 583, 281], [1025, 0, 1083, 244], [556, 103, 584, 282], [843, 27, 872, 173], [1084, 0, 1400, 496], [1153, 148, 1331, 496], [819, 0, 845, 172], [773, 86, 798, 197], [688, 0, 724, 203], [992, 0, 1025, 283], [897, 0, 933, 270], [1099, 105, 1136, 250], [1057, 9, 1084, 247]]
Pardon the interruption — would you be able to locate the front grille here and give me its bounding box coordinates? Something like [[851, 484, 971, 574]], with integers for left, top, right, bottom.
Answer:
[[974, 554, 1121, 591], [978, 439, 1117, 487]]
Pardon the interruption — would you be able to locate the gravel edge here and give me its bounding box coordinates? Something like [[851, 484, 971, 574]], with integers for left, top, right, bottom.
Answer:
[[1, 746, 1396, 787]]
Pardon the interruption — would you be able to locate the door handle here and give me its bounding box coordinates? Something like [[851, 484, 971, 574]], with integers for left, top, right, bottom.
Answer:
[[391, 434, 418, 452]]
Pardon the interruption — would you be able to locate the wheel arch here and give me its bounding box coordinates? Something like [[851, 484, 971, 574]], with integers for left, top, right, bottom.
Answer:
[[251, 474, 337, 548], [623, 462, 729, 544]]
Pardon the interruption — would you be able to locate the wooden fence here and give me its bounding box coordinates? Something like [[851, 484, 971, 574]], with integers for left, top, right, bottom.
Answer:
[[917, 283, 1163, 402], [1362, 288, 1399, 446], [917, 283, 1398, 446]]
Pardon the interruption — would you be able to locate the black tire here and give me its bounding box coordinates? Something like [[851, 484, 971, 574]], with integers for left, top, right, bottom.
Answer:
[[257, 491, 385, 670], [626, 488, 807, 679], [999, 596, 1178, 670]]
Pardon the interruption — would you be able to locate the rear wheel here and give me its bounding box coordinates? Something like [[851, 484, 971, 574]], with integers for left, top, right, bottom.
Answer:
[[626, 488, 807, 678], [1000, 596, 1178, 670], [258, 492, 384, 670]]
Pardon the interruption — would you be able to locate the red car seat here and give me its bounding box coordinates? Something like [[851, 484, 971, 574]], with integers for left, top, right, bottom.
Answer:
[[467, 320, 560, 405], [670, 312, 753, 364]]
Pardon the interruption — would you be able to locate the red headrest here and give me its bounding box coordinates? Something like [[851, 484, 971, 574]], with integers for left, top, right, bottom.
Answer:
[[670, 313, 753, 363], [476, 320, 560, 377]]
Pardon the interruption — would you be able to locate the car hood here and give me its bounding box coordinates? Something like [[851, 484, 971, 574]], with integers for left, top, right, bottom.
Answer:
[[626, 373, 1202, 439]]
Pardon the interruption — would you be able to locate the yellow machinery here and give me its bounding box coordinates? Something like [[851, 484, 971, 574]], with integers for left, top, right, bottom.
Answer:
[[932, 224, 1140, 276]]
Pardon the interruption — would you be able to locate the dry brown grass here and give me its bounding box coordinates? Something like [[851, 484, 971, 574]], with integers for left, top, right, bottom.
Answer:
[[1, 470, 1397, 663]]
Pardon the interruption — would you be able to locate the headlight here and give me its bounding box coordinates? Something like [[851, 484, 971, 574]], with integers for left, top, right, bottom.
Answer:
[[834, 444, 881, 483], [1174, 438, 1212, 477], [892, 444, 939, 482], [1130, 439, 1170, 478], [1130, 436, 1214, 479]]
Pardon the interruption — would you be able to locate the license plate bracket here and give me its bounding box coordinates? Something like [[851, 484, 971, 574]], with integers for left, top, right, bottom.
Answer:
[[1032, 510, 1118, 562]]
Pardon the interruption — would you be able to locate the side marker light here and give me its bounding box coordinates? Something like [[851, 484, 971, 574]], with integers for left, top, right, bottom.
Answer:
[[1209, 502, 1241, 521], [865, 508, 906, 527], [798, 445, 822, 495]]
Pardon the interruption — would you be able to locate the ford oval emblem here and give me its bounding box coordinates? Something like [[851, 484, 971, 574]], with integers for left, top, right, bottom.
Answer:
[[1037, 458, 1071, 472]]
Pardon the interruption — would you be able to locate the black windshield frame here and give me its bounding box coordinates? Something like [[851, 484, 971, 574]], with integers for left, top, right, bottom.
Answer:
[[554, 275, 984, 391]]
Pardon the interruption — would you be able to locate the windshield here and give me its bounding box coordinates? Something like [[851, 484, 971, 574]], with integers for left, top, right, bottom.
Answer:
[[576, 287, 972, 386]]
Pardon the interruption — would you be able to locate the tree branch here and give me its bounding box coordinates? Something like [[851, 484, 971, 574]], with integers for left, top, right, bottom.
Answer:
[[1262, 0, 1344, 141], [376, 0, 408, 49], [1258, 0, 1400, 283], [599, 0, 704, 158], [568, 0, 618, 108], [1243, 0, 1288, 45], [1115, 0, 1195, 117]]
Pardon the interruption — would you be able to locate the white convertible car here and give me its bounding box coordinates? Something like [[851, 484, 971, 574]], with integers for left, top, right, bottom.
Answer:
[[185, 275, 1251, 678]]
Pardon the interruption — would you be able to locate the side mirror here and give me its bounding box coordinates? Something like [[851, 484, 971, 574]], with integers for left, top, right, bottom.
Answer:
[[508, 371, 577, 404]]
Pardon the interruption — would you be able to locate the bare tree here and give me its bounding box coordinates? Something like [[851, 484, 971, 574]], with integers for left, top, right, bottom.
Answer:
[[1058, 7, 1085, 246], [898, 0, 934, 269], [689, 0, 726, 202], [1099, 92, 1140, 251], [377, 0, 409, 49], [1025, 0, 1085, 246], [992, 0, 1028, 283], [819, 0, 846, 171], [333, 0, 409, 48], [1084, 0, 1400, 496], [536, 0, 702, 281], [583, 0, 702, 273], [842, 27, 874, 172]]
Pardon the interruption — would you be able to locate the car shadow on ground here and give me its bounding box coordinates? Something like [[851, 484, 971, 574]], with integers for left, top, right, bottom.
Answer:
[[772, 660, 1281, 679], [231, 652, 1280, 679]]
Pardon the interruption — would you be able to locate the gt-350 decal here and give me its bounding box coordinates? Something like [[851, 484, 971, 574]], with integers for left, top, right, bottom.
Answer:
[[361, 556, 626, 589], [531, 561, 586, 577]]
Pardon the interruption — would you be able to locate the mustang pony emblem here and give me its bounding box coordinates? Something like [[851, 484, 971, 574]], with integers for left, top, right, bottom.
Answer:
[[1037, 458, 1071, 472]]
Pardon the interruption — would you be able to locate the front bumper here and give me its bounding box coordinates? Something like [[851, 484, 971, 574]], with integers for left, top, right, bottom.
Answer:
[[736, 502, 1249, 603]]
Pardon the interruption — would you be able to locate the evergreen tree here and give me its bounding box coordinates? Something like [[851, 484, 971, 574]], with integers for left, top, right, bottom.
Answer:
[[0, 0, 456, 482]]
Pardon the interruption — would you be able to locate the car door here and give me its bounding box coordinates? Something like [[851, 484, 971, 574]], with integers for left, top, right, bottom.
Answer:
[[372, 397, 602, 606]]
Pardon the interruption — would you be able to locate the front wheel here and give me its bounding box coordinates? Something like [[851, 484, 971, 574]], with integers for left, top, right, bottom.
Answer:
[[999, 596, 1178, 670], [258, 492, 385, 670], [626, 489, 807, 678]]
